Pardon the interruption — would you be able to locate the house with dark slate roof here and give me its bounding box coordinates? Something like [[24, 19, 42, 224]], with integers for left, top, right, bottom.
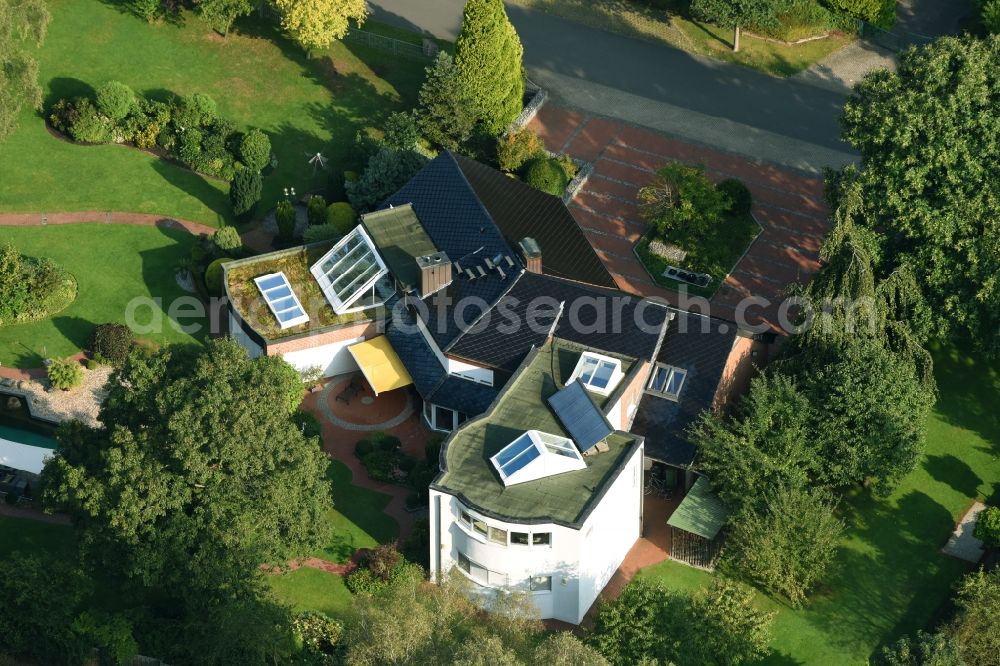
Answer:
[[224, 151, 761, 623]]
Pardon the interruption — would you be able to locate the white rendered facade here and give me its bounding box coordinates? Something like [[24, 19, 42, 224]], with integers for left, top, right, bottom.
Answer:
[[428, 442, 644, 624]]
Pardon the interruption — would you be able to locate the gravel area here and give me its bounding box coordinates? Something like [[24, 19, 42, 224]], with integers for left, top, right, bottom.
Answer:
[[11, 365, 112, 427], [941, 501, 987, 563]]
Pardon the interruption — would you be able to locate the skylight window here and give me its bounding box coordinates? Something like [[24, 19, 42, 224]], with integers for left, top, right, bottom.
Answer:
[[491, 430, 586, 486], [647, 363, 686, 400], [310, 226, 388, 314], [254, 272, 309, 329], [569, 352, 623, 395]]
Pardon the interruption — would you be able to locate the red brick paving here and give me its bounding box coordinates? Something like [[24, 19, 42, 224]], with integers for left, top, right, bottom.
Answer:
[[0, 211, 216, 237], [528, 105, 831, 332]]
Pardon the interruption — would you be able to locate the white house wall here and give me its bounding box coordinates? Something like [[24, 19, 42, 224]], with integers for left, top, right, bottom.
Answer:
[[429, 444, 644, 624], [446, 358, 494, 386], [0, 438, 52, 475], [229, 312, 264, 359], [279, 336, 363, 377]]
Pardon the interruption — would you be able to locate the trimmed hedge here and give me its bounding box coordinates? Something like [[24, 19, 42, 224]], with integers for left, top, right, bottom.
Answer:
[[524, 157, 569, 196], [326, 202, 356, 234], [90, 323, 135, 366], [204, 257, 232, 296], [213, 226, 242, 253]]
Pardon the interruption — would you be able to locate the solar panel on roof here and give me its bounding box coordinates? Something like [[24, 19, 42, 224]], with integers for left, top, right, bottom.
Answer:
[[254, 272, 310, 330], [547, 382, 614, 453]]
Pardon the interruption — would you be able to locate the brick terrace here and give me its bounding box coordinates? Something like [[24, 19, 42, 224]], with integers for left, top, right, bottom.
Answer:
[[528, 105, 831, 333]]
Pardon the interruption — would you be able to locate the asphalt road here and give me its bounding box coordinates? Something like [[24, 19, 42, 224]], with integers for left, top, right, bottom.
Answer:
[[369, 0, 856, 170]]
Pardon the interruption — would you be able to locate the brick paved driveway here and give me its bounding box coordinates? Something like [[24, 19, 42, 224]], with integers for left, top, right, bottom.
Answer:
[[527, 105, 831, 333]]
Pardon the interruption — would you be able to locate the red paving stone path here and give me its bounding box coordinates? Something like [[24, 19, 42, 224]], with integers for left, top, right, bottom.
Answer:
[[529, 105, 831, 333], [0, 211, 217, 236]]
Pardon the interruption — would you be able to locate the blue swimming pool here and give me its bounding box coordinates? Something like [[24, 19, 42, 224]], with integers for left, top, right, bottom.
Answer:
[[0, 422, 57, 450]]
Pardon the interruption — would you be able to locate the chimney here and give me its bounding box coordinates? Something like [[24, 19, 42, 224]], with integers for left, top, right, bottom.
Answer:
[[519, 237, 542, 274], [417, 251, 451, 297]]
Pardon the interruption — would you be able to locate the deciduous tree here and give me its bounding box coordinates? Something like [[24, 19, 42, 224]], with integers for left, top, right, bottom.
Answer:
[[638, 162, 730, 241], [0, 0, 50, 141], [454, 0, 524, 135], [949, 568, 1000, 665], [196, 0, 252, 36], [272, 0, 367, 53]]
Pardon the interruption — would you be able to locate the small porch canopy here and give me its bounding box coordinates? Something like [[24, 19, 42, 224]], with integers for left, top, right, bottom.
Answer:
[[347, 336, 414, 395], [667, 475, 729, 569]]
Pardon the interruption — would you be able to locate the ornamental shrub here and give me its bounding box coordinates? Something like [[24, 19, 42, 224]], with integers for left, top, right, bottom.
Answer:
[[638, 162, 730, 240], [229, 169, 262, 217], [173, 93, 217, 129], [239, 128, 271, 172], [307, 195, 327, 226], [382, 111, 421, 151], [67, 99, 112, 144], [454, 0, 526, 135], [203, 257, 232, 296], [717, 178, 753, 217], [524, 157, 568, 196], [360, 450, 396, 482], [95, 81, 136, 121], [276, 200, 297, 242], [346, 147, 429, 212], [974, 506, 1000, 547], [90, 323, 135, 366], [303, 224, 342, 244], [213, 226, 242, 253], [292, 612, 342, 662], [354, 439, 374, 459], [325, 202, 356, 234], [369, 431, 402, 452], [497, 128, 545, 173], [47, 358, 83, 391]]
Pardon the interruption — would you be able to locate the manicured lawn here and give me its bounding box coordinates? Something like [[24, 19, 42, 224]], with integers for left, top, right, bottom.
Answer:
[[313, 459, 399, 564], [635, 213, 760, 298], [268, 566, 355, 619], [506, 0, 853, 76], [640, 341, 1000, 664], [0, 516, 75, 558], [0, 224, 206, 367], [0, 0, 425, 227]]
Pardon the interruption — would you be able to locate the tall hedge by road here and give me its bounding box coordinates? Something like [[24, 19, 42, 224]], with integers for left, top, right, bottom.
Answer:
[[454, 0, 525, 135]]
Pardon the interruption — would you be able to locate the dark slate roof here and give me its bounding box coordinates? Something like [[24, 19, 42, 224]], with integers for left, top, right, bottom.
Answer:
[[448, 271, 670, 372], [383, 152, 520, 349], [385, 303, 499, 415], [630, 311, 738, 467], [454, 154, 617, 289]]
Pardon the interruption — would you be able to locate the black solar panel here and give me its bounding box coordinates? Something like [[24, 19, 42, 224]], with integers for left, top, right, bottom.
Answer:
[[547, 381, 614, 453]]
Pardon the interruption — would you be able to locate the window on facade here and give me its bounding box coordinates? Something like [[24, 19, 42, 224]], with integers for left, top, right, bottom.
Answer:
[[457, 551, 502, 587], [530, 575, 552, 592], [532, 532, 551, 546], [460, 511, 472, 527], [488, 526, 507, 545], [647, 364, 686, 400], [472, 518, 488, 537], [511, 532, 529, 545]]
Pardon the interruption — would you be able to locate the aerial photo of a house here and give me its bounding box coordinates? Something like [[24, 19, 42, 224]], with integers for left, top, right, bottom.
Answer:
[[225, 151, 763, 622]]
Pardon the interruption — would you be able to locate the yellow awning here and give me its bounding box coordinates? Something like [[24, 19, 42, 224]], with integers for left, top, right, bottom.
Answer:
[[348, 336, 413, 395]]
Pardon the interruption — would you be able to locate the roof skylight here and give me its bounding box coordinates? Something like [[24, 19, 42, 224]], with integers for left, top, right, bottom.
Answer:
[[491, 430, 586, 486], [310, 226, 389, 314], [568, 352, 623, 396], [254, 272, 310, 330]]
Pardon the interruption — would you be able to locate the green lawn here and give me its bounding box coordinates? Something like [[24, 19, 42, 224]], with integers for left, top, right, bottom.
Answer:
[[635, 213, 760, 298], [268, 566, 355, 619], [641, 342, 1000, 664], [0, 0, 425, 227], [0, 516, 74, 558], [0, 224, 205, 367], [313, 459, 399, 565], [506, 0, 853, 76]]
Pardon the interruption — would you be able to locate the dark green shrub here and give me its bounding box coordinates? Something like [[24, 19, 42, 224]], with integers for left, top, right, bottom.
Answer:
[[346, 147, 429, 212], [307, 195, 327, 226], [67, 99, 112, 144], [128, 0, 161, 22], [203, 258, 232, 296], [47, 358, 83, 391], [213, 226, 242, 253], [354, 439, 374, 459], [402, 518, 430, 569], [343, 170, 358, 183], [326, 202, 356, 234], [0, 244, 74, 326], [497, 128, 545, 173], [397, 455, 417, 473], [240, 128, 271, 172], [230, 169, 262, 217], [360, 450, 396, 482], [303, 224, 342, 244], [176, 93, 217, 128], [293, 410, 323, 441], [524, 157, 568, 196], [975, 506, 1000, 547], [407, 460, 436, 494], [717, 178, 753, 217], [345, 568, 385, 595], [425, 432, 445, 463], [91, 323, 135, 366], [95, 81, 136, 121], [382, 111, 421, 151], [369, 431, 402, 453], [276, 200, 297, 242], [638, 162, 730, 240], [177, 128, 203, 165]]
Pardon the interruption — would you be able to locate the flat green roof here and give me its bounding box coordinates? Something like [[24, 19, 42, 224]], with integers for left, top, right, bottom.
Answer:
[[362, 204, 438, 293], [225, 243, 371, 341], [434, 340, 642, 527], [667, 476, 729, 539]]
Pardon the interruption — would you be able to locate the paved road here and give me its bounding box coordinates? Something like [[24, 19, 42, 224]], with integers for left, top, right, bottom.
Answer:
[[369, 0, 857, 172]]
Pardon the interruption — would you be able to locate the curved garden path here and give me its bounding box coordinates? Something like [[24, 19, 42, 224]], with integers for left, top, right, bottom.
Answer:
[[0, 211, 217, 236]]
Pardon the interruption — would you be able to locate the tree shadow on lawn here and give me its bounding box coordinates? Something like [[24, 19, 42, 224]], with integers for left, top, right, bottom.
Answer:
[[928, 342, 1000, 454], [150, 159, 229, 226], [43, 77, 95, 112], [803, 490, 967, 659], [137, 223, 210, 344], [923, 453, 983, 500], [50, 315, 94, 356]]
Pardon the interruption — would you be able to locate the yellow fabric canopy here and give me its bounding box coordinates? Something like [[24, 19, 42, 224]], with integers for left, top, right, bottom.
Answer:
[[348, 336, 413, 395]]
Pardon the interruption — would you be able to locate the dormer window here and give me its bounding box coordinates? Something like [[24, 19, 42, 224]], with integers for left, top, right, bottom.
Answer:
[[647, 363, 686, 401], [569, 352, 623, 396]]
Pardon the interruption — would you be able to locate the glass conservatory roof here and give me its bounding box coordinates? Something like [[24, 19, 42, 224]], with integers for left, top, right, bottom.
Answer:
[[309, 226, 388, 314]]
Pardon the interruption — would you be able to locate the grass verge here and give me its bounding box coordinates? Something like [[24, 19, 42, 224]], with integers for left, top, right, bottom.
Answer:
[[313, 459, 399, 565], [639, 341, 999, 664]]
